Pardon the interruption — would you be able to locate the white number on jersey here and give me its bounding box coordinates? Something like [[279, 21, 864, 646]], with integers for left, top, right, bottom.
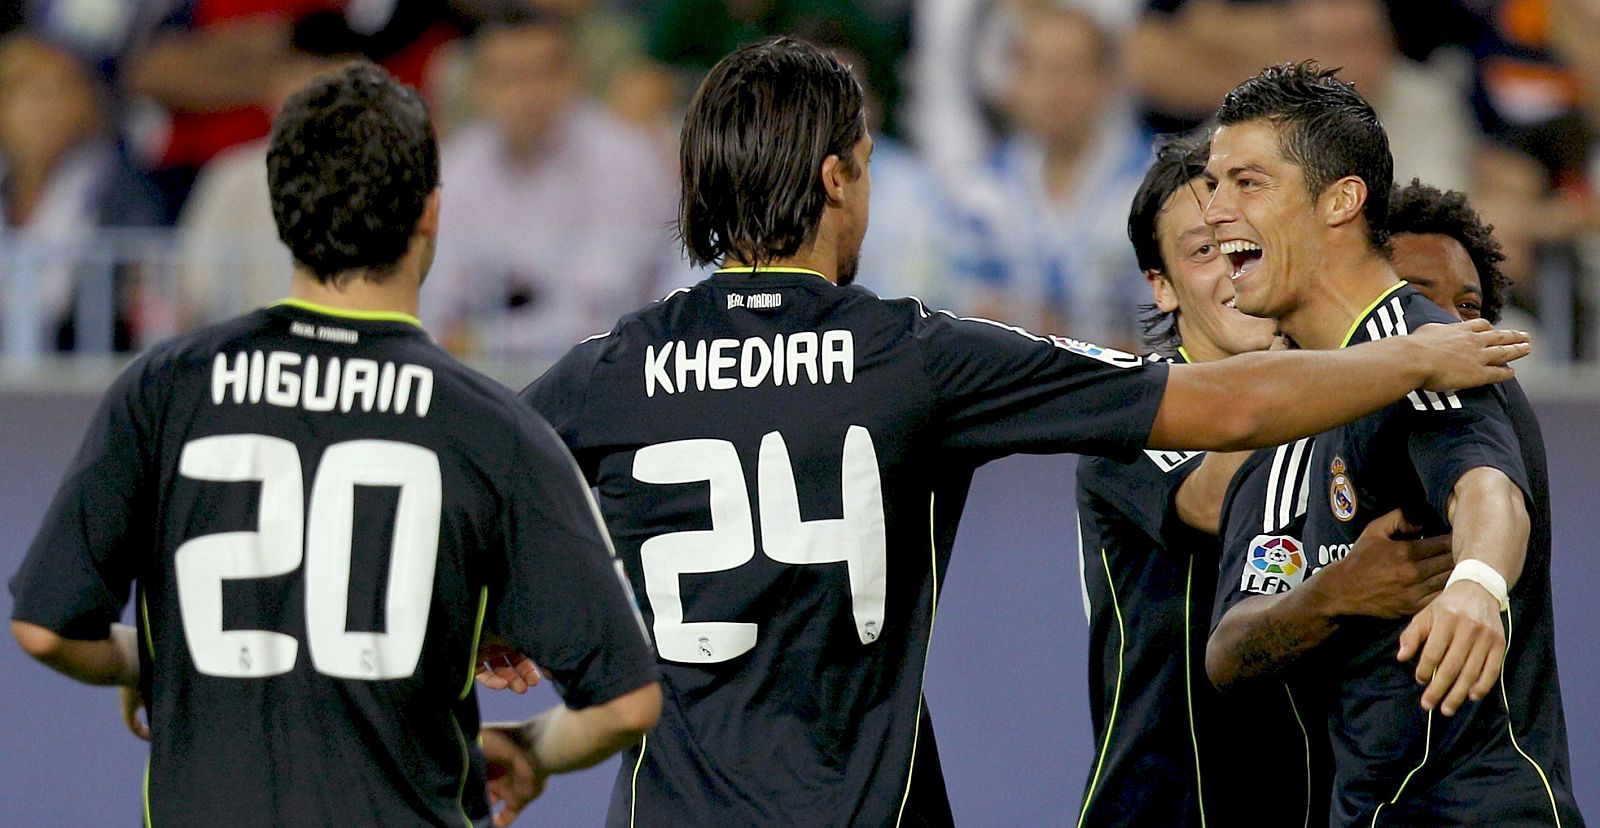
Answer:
[[633, 425, 889, 664], [174, 435, 441, 680]]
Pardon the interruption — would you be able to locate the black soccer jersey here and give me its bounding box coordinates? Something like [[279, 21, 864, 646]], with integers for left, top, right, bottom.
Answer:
[[1213, 438, 1334, 828], [1301, 284, 1582, 827], [520, 267, 1171, 827], [1075, 430, 1217, 827], [9, 300, 658, 827]]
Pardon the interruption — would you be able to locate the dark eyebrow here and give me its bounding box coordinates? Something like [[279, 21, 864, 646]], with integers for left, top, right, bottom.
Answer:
[[1177, 227, 1212, 246], [1228, 164, 1269, 178], [1461, 284, 1482, 295]]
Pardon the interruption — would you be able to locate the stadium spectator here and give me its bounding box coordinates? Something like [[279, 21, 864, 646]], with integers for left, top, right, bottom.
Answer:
[[421, 9, 682, 358], [485, 36, 1530, 828], [0, 33, 162, 352], [173, 57, 340, 327], [10, 61, 661, 828], [124, 0, 469, 218], [958, 3, 1148, 345], [1292, 0, 1475, 193], [1127, 0, 1296, 133]]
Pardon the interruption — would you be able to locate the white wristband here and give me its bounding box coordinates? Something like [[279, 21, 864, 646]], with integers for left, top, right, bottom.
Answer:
[[1446, 559, 1510, 612]]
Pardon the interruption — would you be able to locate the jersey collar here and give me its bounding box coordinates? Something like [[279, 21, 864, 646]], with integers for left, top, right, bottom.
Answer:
[[1337, 281, 1408, 349], [1175, 346, 1194, 365], [272, 298, 425, 329], [714, 266, 831, 283]]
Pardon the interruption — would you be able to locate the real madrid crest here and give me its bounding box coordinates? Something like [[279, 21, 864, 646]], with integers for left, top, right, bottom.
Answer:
[[1330, 456, 1357, 522]]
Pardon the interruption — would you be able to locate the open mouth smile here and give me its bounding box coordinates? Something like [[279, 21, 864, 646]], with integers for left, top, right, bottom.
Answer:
[[1221, 240, 1263, 281]]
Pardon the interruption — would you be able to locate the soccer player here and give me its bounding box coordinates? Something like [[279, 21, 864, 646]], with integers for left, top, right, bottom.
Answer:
[[1387, 179, 1510, 324], [8, 63, 660, 827], [1203, 63, 1583, 826], [497, 38, 1529, 827]]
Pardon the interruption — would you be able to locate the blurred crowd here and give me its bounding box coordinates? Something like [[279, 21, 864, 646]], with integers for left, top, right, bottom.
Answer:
[[3, 0, 1600, 360]]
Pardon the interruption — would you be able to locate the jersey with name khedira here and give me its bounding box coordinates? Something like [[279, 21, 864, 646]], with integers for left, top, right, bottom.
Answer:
[[9, 302, 658, 827], [1304, 285, 1581, 827], [521, 268, 1171, 827]]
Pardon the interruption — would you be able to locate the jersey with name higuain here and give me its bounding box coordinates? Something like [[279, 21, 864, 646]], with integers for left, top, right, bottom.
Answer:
[[9, 300, 659, 827], [1303, 284, 1581, 827], [521, 267, 1172, 827]]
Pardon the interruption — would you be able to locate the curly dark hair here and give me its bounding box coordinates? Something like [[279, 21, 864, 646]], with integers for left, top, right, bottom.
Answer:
[[678, 37, 865, 268], [1387, 179, 1509, 323], [1129, 133, 1209, 356], [1217, 61, 1393, 252], [267, 61, 439, 284]]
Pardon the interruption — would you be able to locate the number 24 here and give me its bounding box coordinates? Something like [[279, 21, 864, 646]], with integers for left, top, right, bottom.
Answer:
[[634, 425, 887, 664]]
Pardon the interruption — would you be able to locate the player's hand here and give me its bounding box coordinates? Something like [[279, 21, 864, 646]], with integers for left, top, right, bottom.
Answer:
[[120, 685, 150, 741], [476, 635, 542, 694], [1397, 580, 1506, 716], [1317, 509, 1453, 619], [1409, 319, 1530, 392], [481, 723, 547, 827]]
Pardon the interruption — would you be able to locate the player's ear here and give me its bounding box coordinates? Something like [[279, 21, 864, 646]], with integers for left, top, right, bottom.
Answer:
[[821, 154, 848, 207], [1148, 270, 1179, 312], [1321, 176, 1368, 231], [416, 187, 442, 238]]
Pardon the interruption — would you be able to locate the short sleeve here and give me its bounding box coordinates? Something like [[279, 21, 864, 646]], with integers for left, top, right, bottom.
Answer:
[[1213, 447, 1309, 631], [1078, 451, 1202, 547], [487, 411, 657, 709], [519, 338, 602, 467], [9, 357, 159, 638], [1402, 383, 1530, 523], [916, 312, 1169, 460]]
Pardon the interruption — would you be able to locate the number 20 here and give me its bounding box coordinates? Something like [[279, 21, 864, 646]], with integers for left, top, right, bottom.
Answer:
[[633, 425, 887, 664], [174, 435, 441, 680]]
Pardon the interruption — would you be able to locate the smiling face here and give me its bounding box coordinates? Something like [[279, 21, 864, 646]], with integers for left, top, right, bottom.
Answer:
[[1390, 232, 1483, 320], [1204, 119, 1329, 323], [1152, 179, 1280, 359]]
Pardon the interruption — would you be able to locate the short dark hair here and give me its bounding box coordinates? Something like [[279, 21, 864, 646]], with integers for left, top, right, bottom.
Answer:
[[678, 37, 865, 267], [267, 61, 439, 283], [1129, 133, 1208, 354], [1216, 61, 1393, 250], [1387, 179, 1509, 323]]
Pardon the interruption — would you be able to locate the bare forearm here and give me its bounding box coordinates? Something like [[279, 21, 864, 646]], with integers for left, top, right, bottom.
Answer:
[[12, 621, 140, 687], [1152, 339, 1429, 450], [1207, 585, 1341, 690], [520, 683, 661, 774], [1447, 468, 1530, 587], [1174, 450, 1250, 534]]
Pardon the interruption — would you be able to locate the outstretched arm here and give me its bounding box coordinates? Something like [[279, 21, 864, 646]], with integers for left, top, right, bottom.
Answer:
[[1398, 467, 1528, 716], [1207, 509, 1453, 690], [1150, 320, 1528, 451]]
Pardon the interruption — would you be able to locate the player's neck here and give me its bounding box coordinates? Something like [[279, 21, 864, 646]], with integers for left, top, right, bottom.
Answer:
[[288, 267, 421, 319], [724, 248, 840, 284], [1281, 249, 1401, 351]]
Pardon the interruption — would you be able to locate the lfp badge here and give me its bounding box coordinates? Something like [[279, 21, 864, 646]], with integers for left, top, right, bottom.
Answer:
[[1330, 456, 1357, 522], [1241, 534, 1306, 594]]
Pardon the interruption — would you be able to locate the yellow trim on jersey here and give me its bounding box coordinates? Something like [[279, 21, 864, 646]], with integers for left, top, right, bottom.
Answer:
[[1370, 710, 1433, 826], [460, 587, 489, 700], [143, 760, 153, 828], [1183, 557, 1208, 828], [1077, 547, 1126, 828], [894, 494, 941, 827], [1175, 346, 1195, 365], [140, 592, 155, 659], [273, 298, 424, 328], [714, 266, 829, 281], [629, 734, 648, 828], [451, 711, 473, 828], [1286, 688, 1312, 828], [1338, 281, 1409, 349], [1500, 608, 1564, 827]]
